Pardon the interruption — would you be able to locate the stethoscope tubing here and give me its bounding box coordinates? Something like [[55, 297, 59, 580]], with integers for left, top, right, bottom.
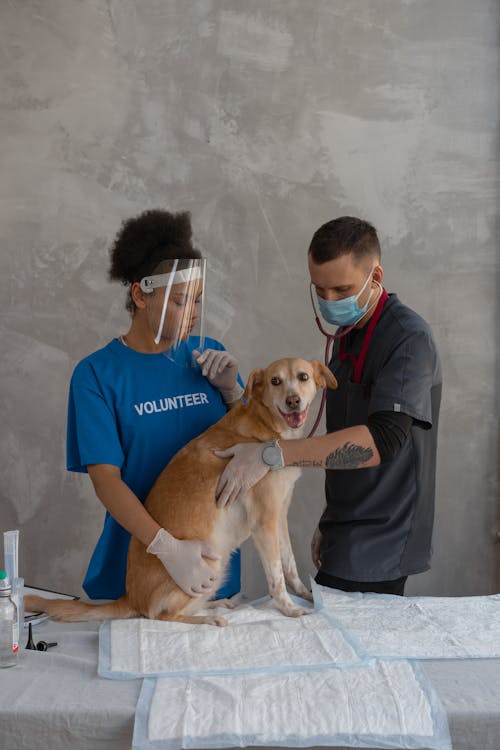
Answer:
[[307, 284, 352, 437], [306, 325, 334, 437], [306, 282, 381, 437]]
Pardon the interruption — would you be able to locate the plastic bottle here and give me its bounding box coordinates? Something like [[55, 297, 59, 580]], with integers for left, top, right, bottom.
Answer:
[[0, 570, 18, 668]]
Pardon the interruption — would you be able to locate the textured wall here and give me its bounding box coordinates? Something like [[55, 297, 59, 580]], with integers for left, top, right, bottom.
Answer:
[[1, 0, 498, 598]]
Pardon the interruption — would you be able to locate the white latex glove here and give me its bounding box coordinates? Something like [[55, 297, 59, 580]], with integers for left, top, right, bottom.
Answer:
[[146, 528, 221, 596], [311, 525, 322, 570], [214, 442, 269, 508], [194, 349, 244, 404]]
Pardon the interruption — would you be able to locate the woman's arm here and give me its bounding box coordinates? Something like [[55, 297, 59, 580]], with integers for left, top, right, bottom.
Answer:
[[86, 463, 220, 595], [87, 463, 160, 546]]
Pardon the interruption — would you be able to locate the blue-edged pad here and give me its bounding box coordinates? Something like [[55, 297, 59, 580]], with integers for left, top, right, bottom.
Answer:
[[131, 659, 451, 750], [98, 595, 366, 680], [312, 580, 500, 660]]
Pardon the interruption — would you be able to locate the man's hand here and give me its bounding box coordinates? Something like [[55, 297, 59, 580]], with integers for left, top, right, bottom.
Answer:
[[146, 528, 221, 596], [194, 349, 243, 404], [311, 525, 322, 570], [214, 442, 269, 508]]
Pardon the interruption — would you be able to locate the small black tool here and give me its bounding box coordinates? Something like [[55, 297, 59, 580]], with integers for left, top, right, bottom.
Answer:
[[25, 622, 58, 651], [25, 622, 37, 650], [36, 640, 58, 651]]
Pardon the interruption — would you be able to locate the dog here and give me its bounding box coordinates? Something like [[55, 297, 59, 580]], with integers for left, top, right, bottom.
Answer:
[[26, 357, 337, 626]]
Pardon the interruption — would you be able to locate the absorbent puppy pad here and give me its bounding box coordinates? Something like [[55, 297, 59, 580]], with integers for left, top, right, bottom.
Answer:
[[99, 599, 363, 679], [314, 582, 500, 659], [131, 659, 451, 750]]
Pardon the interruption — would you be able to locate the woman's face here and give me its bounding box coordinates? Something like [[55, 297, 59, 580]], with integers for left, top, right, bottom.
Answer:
[[146, 280, 203, 346]]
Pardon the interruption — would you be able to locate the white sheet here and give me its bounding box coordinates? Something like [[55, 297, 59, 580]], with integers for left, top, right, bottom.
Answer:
[[99, 600, 363, 679], [3, 619, 499, 750], [132, 660, 452, 750], [314, 582, 500, 659]]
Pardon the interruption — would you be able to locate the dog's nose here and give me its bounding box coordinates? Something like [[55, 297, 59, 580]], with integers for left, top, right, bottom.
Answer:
[[286, 393, 301, 410]]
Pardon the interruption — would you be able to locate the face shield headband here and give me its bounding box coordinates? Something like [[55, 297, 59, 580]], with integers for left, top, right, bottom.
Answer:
[[139, 258, 206, 366]]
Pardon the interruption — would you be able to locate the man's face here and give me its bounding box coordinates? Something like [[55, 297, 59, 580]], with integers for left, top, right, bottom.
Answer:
[[308, 253, 381, 309]]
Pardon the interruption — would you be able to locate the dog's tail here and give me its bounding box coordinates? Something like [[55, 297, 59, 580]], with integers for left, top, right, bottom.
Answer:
[[24, 594, 137, 623]]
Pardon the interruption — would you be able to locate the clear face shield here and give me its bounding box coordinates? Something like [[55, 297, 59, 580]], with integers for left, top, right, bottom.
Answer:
[[140, 258, 206, 367]]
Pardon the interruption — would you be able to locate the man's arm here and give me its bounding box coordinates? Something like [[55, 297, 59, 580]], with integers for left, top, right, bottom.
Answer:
[[283, 411, 413, 468], [214, 412, 413, 507], [281, 425, 380, 469], [214, 425, 380, 508]]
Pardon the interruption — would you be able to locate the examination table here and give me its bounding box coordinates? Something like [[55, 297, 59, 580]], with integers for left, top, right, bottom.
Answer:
[[1, 599, 499, 750]]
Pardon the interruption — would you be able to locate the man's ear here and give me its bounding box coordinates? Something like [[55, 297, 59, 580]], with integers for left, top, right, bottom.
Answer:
[[311, 360, 338, 390], [244, 368, 265, 401], [372, 264, 384, 286]]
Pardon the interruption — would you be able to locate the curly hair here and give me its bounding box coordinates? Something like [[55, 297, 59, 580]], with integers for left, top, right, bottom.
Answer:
[[308, 216, 381, 266], [109, 209, 202, 313]]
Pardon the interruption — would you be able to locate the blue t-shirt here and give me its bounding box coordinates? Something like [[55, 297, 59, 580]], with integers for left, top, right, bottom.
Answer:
[[67, 336, 240, 600]]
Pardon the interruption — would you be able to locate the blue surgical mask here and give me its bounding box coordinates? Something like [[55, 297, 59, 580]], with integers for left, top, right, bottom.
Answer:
[[317, 270, 375, 327]]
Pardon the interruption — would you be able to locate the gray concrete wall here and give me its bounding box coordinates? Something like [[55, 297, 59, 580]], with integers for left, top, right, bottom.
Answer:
[[1, 0, 498, 599]]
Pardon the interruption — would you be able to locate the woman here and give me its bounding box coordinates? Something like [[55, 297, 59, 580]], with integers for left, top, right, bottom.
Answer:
[[67, 209, 243, 600]]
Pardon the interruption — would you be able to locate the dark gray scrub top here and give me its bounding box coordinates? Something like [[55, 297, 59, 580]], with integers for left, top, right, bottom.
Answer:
[[321, 293, 442, 582]]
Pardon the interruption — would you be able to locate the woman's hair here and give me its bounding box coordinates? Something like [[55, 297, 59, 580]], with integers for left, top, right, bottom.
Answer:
[[109, 209, 201, 312], [308, 216, 381, 265]]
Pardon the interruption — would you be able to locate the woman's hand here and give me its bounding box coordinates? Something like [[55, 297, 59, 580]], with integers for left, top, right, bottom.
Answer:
[[87, 465, 221, 597], [147, 528, 221, 596], [194, 349, 243, 404]]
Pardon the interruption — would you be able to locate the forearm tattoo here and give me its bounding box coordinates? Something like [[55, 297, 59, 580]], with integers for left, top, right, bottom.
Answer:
[[325, 442, 373, 469], [290, 459, 323, 467]]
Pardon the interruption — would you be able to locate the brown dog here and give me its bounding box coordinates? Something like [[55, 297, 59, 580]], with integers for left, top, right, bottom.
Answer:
[[26, 358, 337, 626]]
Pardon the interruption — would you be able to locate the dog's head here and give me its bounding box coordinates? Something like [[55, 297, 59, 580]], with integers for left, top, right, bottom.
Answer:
[[244, 358, 337, 435]]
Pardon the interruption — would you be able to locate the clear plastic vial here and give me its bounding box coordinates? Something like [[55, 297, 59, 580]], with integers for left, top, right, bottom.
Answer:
[[0, 570, 18, 668]]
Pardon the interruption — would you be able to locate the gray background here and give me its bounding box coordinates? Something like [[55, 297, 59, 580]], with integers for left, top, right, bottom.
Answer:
[[1, 0, 498, 599]]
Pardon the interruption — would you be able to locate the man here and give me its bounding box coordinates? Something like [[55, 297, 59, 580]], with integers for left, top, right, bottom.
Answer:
[[216, 217, 442, 596]]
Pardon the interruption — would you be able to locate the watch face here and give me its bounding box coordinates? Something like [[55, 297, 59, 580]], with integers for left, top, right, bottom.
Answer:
[[262, 444, 281, 467]]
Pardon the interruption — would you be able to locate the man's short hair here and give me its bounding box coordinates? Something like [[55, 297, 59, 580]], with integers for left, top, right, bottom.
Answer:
[[308, 217, 381, 265]]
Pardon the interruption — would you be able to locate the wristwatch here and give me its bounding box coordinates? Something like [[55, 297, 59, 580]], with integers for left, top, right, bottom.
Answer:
[[261, 439, 284, 470]]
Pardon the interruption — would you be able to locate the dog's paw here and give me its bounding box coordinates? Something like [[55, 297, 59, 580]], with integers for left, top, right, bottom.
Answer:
[[208, 615, 228, 627], [208, 597, 237, 610], [282, 605, 313, 618], [294, 588, 313, 603]]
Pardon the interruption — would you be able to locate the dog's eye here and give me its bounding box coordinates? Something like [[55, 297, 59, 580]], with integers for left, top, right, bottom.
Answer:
[[271, 376, 282, 386], [298, 372, 309, 381]]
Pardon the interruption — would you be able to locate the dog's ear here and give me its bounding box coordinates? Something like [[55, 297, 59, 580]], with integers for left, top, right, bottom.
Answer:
[[311, 360, 338, 390], [244, 367, 265, 400]]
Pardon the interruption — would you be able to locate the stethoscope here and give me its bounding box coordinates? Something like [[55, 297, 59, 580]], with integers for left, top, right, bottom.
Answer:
[[307, 281, 383, 437]]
